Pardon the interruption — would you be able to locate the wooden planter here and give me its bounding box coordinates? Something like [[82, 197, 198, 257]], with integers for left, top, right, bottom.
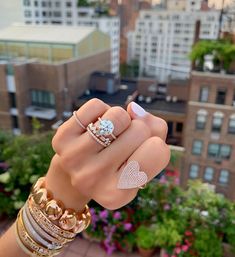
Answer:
[[138, 247, 155, 257]]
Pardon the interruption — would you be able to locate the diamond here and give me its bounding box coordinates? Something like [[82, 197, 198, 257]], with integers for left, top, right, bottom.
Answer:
[[98, 119, 114, 136]]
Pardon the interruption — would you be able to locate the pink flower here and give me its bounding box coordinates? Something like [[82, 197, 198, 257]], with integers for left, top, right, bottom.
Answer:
[[174, 247, 181, 254], [159, 176, 167, 184], [99, 210, 109, 220], [113, 211, 121, 220], [185, 230, 193, 236], [182, 245, 189, 252], [174, 177, 180, 185], [124, 223, 132, 231], [163, 253, 169, 257], [164, 204, 171, 210]]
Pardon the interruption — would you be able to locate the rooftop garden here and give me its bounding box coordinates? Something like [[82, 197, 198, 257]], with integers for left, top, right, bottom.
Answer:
[[190, 39, 235, 74], [0, 130, 234, 257]]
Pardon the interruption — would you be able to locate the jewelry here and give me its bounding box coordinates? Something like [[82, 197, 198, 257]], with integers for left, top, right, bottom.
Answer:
[[22, 205, 62, 251], [17, 209, 60, 256], [24, 202, 63, 246], [31, 177, 91, 234], [87, 118, 116, 147], [73, 111, 86, 130], [117, 161, 148, 189]]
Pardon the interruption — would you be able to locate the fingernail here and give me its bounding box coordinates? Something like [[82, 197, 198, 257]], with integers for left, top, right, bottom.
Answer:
[[131, 102, 146, 117]]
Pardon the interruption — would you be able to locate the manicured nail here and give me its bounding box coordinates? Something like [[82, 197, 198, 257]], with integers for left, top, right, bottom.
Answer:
[[131, 102, 146, 117]]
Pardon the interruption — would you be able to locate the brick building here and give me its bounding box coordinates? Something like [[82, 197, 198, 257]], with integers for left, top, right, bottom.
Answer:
[[182, 71, 235, 200], [0, 25, 111, 134]]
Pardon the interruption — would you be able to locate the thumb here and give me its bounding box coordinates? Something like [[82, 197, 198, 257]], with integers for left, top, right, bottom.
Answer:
[[127, 102, 168, 141]]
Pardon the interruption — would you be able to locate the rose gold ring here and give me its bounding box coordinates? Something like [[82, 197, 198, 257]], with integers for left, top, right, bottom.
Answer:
[[73, 111, 86, 130]]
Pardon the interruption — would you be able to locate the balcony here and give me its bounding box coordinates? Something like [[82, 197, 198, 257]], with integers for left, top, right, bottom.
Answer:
[[25, 106, 56, 120]]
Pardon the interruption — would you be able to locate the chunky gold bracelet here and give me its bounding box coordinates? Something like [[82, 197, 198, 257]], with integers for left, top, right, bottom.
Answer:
[[31, 177, 91, 234]]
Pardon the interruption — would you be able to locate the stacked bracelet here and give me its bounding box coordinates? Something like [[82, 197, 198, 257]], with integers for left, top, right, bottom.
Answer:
[[15, 177, 91, 257]]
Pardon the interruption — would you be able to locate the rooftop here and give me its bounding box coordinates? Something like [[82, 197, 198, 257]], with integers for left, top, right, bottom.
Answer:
[[0, 24, 96, 44], [78, 81, 186, 116]]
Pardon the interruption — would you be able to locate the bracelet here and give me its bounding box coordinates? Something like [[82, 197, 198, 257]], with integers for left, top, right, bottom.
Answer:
[[15, 176, 91, 257], [31, 177, 91, 233]]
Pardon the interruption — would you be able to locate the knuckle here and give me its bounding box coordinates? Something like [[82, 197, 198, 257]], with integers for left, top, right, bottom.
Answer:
[[132, 119, 151, 139], [112, 106, 131, 123], [87, 98, 105, 108]]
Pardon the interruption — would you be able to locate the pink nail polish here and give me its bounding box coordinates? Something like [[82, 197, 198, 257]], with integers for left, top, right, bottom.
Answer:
[[131, 102, 146, 117]]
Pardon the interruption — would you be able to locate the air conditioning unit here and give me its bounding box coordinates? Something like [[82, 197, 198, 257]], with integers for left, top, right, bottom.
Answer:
[[172, 96, 178, 102], [146, 96, 152, 103], [166, 95, 171, 102]]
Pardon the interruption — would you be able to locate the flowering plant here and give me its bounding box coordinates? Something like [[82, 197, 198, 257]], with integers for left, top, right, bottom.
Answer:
[[86, 207, 135, 254]]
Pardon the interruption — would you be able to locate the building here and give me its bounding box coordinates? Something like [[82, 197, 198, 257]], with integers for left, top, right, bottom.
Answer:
[[21, 0, 120, 74], [0, 25, 111, 134], [127, 8, 220, 82], [182, 71, 235, 200], [0, 0, 23, 29]]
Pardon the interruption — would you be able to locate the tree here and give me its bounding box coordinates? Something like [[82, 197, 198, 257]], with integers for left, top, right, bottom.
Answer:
[[77, 0, 90, 7]]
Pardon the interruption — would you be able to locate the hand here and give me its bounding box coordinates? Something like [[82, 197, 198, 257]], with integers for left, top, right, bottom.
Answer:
[[46, 99, 170, 210]]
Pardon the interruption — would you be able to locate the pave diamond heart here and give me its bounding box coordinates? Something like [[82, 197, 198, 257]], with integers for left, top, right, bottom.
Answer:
[[117, 161, 148, 189], [98, 119, 114, 136]]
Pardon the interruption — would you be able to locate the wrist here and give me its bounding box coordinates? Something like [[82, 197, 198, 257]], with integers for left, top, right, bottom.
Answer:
[[45, 154, 90, 212]]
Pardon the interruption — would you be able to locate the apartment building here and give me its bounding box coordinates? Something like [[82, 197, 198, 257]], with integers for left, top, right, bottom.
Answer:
[[182, 71, 235, 200], [127, 8, 220, 82], [0, 25, 111, 134], [22, 0, 120, 74]]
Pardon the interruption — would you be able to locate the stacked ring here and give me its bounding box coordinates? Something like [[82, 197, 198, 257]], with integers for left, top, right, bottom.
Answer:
[[87, 118, 116, 148]]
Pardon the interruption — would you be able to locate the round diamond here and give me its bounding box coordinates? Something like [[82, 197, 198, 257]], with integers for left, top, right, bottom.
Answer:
[[98, 119, 114, 136]]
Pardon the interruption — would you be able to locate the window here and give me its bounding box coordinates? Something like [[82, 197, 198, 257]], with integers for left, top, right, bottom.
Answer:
[[31, 90, 55, 108], [228, 115, 235, 134], [24, 0, 30, 6], [204, 167, 214, 181], [208, 143, 231, 159], [216, 88, 226, 105], [66, 12, 72, 17], [196, 109, 207, 129], [66, 1, 72, 7], [189, 164, 199, 179], [53, 11, 61, 17], [42, 11, 47, 17], [176, 122, 183, 132], [11, 116, 19, 129], [9, 93, 16, 108], [35, 11, 39, 17], [219, 170, 229, 185], [192, 140, 203, 155], [42, 1, 47, 7], [34, 1, 38, 6], [199, 87, 209, 102], [212, 112, 224, 133], [24, 10, 31, 17], [55, 1, 61, 7]]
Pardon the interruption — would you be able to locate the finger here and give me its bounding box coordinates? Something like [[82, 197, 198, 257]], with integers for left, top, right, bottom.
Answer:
[[104, 137, 170, 210], [64, 106, 132, 165], [52, 98, 109, 154], [127, 102, 168, 141], [98, 119, 151, 169]]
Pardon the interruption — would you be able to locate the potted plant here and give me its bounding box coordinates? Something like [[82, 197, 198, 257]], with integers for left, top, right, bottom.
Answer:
[[135, 225, 156, 257]]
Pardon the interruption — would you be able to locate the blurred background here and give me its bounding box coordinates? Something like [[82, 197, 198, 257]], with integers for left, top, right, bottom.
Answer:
[[0, 0, 234, 257]]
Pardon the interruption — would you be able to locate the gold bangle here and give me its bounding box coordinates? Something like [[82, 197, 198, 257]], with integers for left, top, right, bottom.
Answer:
[[31, 177, 91, 234], [17, 210, 60, 256], [28, 197, 75, 243], [15, 222, 43, 257]]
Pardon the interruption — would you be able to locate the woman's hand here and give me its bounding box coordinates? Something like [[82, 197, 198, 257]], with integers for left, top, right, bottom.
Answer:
[[45, 99, 170, 210]]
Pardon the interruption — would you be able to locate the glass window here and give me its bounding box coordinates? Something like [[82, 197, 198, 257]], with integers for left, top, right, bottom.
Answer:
[[34, 1, 38, 6], [208, 143, 231, 159], [66, 1, 72, 7], [176, 122, 183, 132], [219, 170, 229, 185], [192, 140, 203, 155], [199, 87, 209, 102], [204, 167, 214, 181], [189, 164, 199, 179], [196, 110, 207, 129], [66, 11, 72, 17], [55, 1, 61, 7], [31, 90, 55, 108], [42, 1, 47, 7], [208, 143, 219, 158], [9, 93, 16, 108], [24, 10, 31, 17], [24, 0, 31, 6], [11, 116, 19, 129], [216, 88, 226, 105], [228, 115, 235, 134], [220, 145, 231, 159], [212, 115, 223, 132]]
